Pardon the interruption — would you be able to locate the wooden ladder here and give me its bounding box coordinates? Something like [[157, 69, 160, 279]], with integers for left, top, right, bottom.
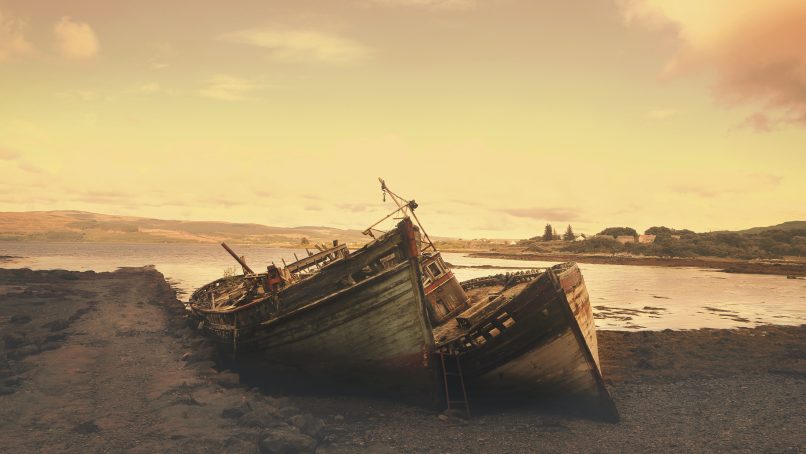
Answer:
[[438, 351, 470, 417]]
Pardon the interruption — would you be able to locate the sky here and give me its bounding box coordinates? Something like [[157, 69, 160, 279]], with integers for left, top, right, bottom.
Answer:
[[1, 0, 805, 239]]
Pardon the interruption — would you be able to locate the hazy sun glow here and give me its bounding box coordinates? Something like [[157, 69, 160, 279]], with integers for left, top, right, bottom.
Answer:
[[1, 0, 804, 238]]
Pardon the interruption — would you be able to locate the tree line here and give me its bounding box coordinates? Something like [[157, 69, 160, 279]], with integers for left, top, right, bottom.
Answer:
[[563, 227, 806, 259], [522, 224, 806, 259]]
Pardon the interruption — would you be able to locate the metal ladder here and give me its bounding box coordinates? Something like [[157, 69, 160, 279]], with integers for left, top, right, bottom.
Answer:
[[438, 351, 470, 417]]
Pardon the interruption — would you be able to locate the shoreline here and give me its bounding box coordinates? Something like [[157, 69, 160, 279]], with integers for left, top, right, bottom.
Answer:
[[457, 251, 806, 276], [1, 266, 804, 452], [5, 242, 803, 277]]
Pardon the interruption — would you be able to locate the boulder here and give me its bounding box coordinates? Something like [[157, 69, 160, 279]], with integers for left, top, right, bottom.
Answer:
[[223, 399, 253, 419]]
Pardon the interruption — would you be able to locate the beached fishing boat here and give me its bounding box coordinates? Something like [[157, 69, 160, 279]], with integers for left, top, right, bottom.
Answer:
[[188, 180, 617, 419]]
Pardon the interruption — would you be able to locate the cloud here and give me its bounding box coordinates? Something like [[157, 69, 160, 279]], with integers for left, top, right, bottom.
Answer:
[[0, 146, 46, 174], [739, 112, 775, 133], [137, 83, 161, 93], [198, 75, 258, 101], [219, 28, 369, 64], [366, 0, 476, 10], [72, 189, 132, 204], [251, 188, 273, 198], [647, 108, 678, 119], [53, 16, 99, 59], [17, 160, 44, 174], [670, 173, 782, 197], [0, 8, 35, 61], [0, 147, 21, 160], [500, 207, 582, 222], [617, 0, 806, 130], [337, 203, 374, 213]]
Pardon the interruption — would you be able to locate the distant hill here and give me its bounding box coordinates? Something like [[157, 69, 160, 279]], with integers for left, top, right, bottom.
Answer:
[[0, 211, 370, 247], [739, 221, 806, 234]]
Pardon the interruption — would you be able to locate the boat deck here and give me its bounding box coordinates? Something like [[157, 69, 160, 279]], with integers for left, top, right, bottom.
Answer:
[[432, 281, 530, 346]]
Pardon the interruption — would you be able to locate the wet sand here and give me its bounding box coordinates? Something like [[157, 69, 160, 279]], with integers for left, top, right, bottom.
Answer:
[[1, 268, 804, 453], [466, 251, 806, 277]]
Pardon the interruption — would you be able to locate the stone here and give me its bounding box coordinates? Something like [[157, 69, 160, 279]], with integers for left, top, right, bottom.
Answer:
[[73, 420, 100, 434], [9, 315, 32, 324], [42, 319, 70, 332], [437, 414, 449, 421], [333, 415, 344, 423], [289, 414, 325, 440], [239, 408, 283, 429], [3, 333, 28, 349], [259, 425, 317, 454], [223, 398, 253, 419], [0, 385, 16, 396], [45, 333, 68, 343], [222, 407, 247, 419], [39, 342, 62, 352], [216, 371, 241, 388], [8, 345, 38, 359]]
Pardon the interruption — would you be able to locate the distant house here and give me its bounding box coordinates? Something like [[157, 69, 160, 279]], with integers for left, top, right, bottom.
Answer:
[[638, 234, 656, 244], [574, 234, 587, 242], [615, 235, 636, 244]]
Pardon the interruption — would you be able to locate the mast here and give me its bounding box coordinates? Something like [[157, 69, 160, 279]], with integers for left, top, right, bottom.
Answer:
[[363, 178, 437, 253]]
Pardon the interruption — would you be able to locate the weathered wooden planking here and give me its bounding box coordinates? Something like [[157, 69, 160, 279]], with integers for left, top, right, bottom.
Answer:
[[474, 328, 599, 396], [274, 228, 408, 312], [458, 272, 572, 378], [455, 292, 511, 330], [239, 261, 438, 399], [454, 263, 617, 418], [190, 224, 413, 344], [284, 243, 348, 274], [557, 265, 600, 368]]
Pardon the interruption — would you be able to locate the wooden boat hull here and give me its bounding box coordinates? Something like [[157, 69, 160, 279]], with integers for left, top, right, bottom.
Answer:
[[222, 260, 440, 402], [459, 263, 618, 419], [188, 218, 615, 415]]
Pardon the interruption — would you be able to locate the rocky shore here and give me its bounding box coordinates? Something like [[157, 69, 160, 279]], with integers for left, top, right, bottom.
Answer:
[[1, 267, 803, 453]]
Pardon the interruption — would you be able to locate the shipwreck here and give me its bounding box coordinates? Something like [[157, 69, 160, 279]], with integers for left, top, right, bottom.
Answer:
[[188, 180, 618, 420]]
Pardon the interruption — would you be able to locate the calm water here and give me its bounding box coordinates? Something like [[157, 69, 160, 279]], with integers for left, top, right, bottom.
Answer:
[[1, 242, 804, 331]]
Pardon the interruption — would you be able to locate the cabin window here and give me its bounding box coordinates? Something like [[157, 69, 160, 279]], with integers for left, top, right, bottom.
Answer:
[[427, 262, 443, 278]]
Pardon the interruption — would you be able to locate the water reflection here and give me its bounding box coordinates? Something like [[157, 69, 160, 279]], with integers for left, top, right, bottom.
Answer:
[[1, 243, 803, 331], [442, 252, 805, 331]]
